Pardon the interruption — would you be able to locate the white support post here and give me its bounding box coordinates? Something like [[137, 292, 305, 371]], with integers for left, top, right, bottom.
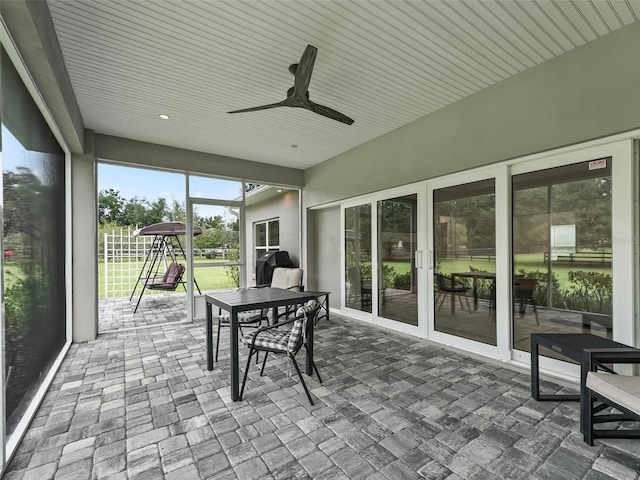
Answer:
[[104, 232, 109, 299]]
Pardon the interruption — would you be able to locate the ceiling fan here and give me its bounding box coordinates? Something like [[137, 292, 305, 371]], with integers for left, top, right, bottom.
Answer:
[[228, 45, 354, 125]]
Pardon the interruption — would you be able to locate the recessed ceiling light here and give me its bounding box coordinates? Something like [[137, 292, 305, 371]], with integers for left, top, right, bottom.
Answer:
[[159, 113, 170, 120], [291, 144, 298, 148], [277, 189, 283, 193]]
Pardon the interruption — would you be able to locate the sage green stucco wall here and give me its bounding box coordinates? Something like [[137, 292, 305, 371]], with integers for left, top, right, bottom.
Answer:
[[303, 21, 640, 208], [306, 206, 341, 296], [245, 190, 301, 286]]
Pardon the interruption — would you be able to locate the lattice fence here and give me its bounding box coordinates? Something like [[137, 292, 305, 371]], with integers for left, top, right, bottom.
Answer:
[[102, 227, 153, 299]]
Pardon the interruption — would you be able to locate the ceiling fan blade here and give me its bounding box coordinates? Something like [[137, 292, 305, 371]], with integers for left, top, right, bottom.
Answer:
[[308, 101, 354, 125], [292, 45, 317, 96], [227, 101, 286, 114]]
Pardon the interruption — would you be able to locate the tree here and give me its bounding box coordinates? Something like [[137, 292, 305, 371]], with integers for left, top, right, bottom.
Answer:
[[147, 198, 168, 225], [166, 200, 186, 222], [4, 168, 47, 237], [99, 191, 173, 227], [98, 189, 126, 225], [120, 197, 148, 226]]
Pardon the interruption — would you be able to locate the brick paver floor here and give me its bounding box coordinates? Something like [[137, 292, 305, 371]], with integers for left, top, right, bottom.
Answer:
[[4, 314, 639, 479]]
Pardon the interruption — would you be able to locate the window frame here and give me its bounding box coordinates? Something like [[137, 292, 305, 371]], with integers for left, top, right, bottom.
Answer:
[[254, 218, 280, 258]]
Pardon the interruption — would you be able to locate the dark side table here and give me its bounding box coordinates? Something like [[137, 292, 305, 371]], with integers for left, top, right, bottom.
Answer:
[[531, 333, 631, 401]]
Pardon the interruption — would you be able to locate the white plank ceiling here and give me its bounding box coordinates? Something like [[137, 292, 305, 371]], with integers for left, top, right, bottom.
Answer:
[[47, 0, 640, 169]]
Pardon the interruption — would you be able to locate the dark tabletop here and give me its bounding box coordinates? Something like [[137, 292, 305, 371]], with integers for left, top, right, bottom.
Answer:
[[205, 288, 315, 311], [532, 333, 631, 359]]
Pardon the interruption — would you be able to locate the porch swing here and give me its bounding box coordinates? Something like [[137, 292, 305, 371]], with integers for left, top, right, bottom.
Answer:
[[130, 221, 203, 313]]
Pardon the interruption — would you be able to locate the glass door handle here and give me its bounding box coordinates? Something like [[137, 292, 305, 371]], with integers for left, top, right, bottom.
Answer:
[[415, 250, 423, 269], [427, 249, 434, 270]]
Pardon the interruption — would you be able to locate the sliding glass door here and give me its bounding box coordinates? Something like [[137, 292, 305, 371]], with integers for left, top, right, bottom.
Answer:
[[512, 158, 614, 354], [377, 194, 418, 326], [345, 204, 372, 313], [343, 188, 423, 332], [339, 140, 634, 373], [431, 178, 498, 346], [510, 141, 634, 367]]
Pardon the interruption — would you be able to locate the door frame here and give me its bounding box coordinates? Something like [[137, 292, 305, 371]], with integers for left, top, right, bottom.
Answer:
[[426, 166, 511, 360], [340, 183, 426, 337], [509, 139, 635, 377], [186, 195, 246, 322]]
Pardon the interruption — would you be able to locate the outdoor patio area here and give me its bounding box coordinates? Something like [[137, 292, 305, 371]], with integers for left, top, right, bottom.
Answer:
[[4, 312, 640, 480], [99, 293, 191, 333]]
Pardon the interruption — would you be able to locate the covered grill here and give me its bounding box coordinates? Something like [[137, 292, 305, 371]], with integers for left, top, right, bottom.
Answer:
[[256, 251, 294, 286]]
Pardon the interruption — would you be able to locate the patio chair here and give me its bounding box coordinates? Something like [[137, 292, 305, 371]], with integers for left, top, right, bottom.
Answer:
[[213, 267, 303, 361], [581, 348, 640, 446], [269, 267, 304, 291], [262, 267, 304, 321], [513, 278, 538, 325], [213, 308, 269, 362], [348, 266, 372, 308], [240, 300, 322, 405], [435, 273, 470, 312]]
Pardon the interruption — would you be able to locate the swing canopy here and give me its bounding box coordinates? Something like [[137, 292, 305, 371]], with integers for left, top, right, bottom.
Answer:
[[133, 221, 203, 237]]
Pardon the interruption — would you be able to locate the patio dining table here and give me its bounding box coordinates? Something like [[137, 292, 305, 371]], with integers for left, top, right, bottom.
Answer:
[[450, 270, 496, 312], [205, 288, 316, 401]]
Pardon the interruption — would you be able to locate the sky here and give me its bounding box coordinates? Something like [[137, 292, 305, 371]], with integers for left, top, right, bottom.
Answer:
[[98, 163, 246, 220], [98, 163, 245, 201]]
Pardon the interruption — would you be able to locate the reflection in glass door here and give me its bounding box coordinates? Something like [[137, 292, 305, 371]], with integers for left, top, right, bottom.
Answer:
[[512, 159, 613, 354], [433, 179, 496, 345], [345, 204, 372, 312], [378, 194, 418, 325]]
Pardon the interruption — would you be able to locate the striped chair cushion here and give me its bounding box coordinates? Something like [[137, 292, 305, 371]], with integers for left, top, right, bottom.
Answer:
[[287, 300, 319, 352], [218, 309, 263, 324], [242, 330, 290, 352], [242, 300, 319, 353]]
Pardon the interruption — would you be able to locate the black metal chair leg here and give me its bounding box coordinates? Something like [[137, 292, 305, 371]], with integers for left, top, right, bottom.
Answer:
[[240, 347, 255, 401], [312, 360, 323, 384], [585, 390, 594, 445], [303, 344, 322, 383], [214, 318, 222, 362], [289, 353, 314, 405], [260, 352, 268, 376]]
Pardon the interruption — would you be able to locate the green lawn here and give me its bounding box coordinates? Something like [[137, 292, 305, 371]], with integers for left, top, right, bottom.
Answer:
[[98, 253, 611, 300], [436, 252, 611, 288], [382, 260, 412, 275], [99, 258, 238, 299]]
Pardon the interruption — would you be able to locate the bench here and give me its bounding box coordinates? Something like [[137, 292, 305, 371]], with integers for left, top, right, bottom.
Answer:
[[582, 348, 640, 445]]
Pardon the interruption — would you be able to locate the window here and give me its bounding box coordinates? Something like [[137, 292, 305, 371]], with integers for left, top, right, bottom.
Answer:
[[255, 219, 279, 257]]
